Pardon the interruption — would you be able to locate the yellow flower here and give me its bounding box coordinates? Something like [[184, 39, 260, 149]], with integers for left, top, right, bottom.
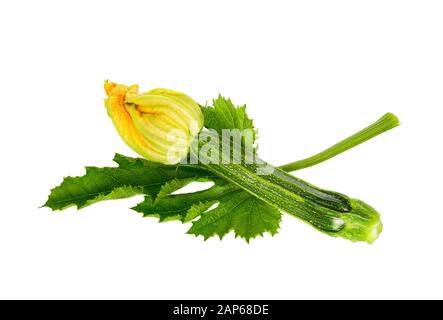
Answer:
[[104, 81, 204, 164]]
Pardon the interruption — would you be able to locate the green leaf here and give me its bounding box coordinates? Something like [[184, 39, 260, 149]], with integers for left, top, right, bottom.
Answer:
[[134, 179, 281, 242], [43, 154, 213, 210], [155, 177, 209, 202], [201, 95, 257, 146], [133, 179, 233, 222], [187, 189, 281, 242]]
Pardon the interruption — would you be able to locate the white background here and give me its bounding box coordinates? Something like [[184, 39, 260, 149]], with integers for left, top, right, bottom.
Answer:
[[0, 0, 442, 300]]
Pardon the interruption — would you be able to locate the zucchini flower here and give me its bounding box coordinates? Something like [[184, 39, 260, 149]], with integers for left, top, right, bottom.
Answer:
[[104, 81, 204, 164]]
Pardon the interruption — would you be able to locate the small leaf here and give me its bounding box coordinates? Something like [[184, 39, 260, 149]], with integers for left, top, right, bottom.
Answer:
[[187, 190, 281, 242], [155, 177, 211, 202], [201, 95, 257, 147], [132, 179, 234, 222]]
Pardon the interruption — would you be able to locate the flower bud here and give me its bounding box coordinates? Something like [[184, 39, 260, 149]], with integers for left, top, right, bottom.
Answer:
[[104, 81, 204, 164]]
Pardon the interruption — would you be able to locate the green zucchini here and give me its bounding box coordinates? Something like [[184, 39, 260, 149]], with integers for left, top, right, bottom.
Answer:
[[192, 134, 382, 243]]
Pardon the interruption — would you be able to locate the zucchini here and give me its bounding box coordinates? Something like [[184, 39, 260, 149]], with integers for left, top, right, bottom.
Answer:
[[192, 134, 382, 243]]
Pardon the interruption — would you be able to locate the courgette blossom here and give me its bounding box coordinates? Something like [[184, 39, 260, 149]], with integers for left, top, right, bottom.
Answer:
[[104, 81, 204, 164]]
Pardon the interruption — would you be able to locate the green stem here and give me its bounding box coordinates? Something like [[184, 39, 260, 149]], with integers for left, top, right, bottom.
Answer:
[[279, 112, 400, 172]]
